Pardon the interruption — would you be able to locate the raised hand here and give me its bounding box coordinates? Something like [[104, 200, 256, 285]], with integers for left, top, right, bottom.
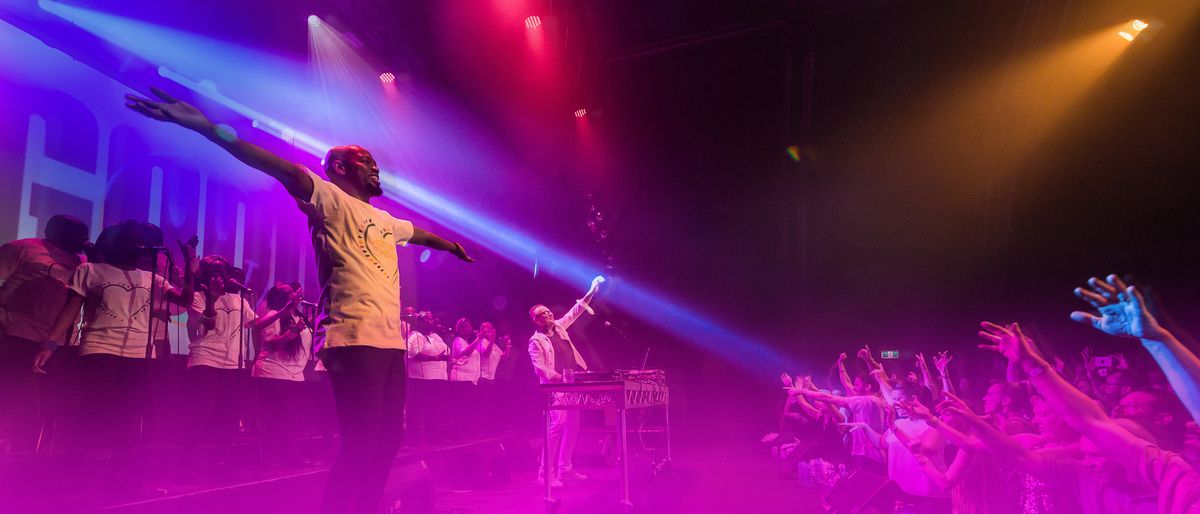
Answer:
[[1070, 274, 1167, 341], [178, 236, 198, 264], [901, 397, 936, 421], [937, 391, 973, 416], [978, 322, 1046, 367], [837, 352, 848, 363], [780, 372, 794, 388], [125, 88, 213, 132], [1081, 346, 1096, 371], [934, 351, 953, 374]]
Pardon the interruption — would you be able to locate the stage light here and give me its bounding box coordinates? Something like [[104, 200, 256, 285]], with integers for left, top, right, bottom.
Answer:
[[524, 16, 541, 30], [574, 108, 587, 118], [1118, 31, 1134, 41], [1132, 19, 1149, 31], [419, 249, 431, 263], [308, 15, 321, 28], [379, 72, 395, 83]]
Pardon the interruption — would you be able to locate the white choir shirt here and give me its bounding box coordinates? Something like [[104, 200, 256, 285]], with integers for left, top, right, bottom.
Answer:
[[68, 262, 170, 358], [188, 292, 257, 369], [0, 238, 83, 343], [480, 338, 502, 381], [406, 331, 448, 380], [251, 312, 312, 381], [296, 168, 415, 354], [449, 336, 481, 384]]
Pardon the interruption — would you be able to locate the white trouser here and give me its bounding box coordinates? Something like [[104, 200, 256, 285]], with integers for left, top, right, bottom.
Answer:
[[540, 408, 581, 478]]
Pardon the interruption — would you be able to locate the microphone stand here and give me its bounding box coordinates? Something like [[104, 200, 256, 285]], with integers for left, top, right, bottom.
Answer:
[[142, 248, 165, 446]]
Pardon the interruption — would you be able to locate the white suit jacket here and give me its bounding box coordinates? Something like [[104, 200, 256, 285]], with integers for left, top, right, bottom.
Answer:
[[528, 300, 591, 384]]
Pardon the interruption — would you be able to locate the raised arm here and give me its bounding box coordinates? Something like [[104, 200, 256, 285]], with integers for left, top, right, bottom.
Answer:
[[791, 387, 851, 408], [836, 353, 856, 395], [1071, 275, 1200, 423], [126, 88, 313, 200], [33, 292, 84, 373], [979, 321, 1153, 472], [934, 351, 956, 397]]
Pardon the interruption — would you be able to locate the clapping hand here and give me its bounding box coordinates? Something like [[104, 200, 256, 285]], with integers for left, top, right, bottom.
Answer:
[[1070, 274, 1167, 341]]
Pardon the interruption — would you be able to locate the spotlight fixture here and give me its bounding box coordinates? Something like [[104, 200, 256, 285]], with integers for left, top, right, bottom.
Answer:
[[1119, 19, 1150, 42], [379, 72, 396, 83], [524, 16, 541, 30], [574, 108, 587, 118], [307, 15, 321, 28]]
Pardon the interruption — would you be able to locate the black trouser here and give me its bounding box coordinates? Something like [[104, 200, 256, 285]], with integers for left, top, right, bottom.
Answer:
[[183, 365, 242, 470], [320, 346, 407, 514], [77, 353, 147, 480], [256, 377, 304, 465], [0, 335, 41, 453]]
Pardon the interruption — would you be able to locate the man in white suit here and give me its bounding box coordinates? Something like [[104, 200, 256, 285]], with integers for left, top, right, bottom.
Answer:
[[528, 277, 603, 487]]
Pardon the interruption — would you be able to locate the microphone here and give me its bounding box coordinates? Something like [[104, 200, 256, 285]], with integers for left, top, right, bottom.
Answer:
[[300, 300, 318, 307], [226, 279, 253, 293], [139, 245, 169, 252]]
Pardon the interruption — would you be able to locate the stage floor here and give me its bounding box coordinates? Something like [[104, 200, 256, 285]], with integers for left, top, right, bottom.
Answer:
[[1, 439, 818, 513]]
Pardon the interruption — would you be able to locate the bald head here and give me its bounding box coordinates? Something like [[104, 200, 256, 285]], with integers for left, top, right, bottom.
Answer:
[[323, 145, 382, 200]]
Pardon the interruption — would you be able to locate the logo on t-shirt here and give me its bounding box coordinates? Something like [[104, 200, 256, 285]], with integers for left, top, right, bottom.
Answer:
[[356, 218, 399, 283], [97, 280, 152, 325]]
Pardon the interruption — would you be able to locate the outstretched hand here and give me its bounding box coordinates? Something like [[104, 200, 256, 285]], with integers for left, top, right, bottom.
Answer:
[[780, 372, 794, 388], [125, 88, 213, 132], [449, 242, 475, 263], [1070, 275, 1167, 341], [978, 322, 1047, 369]]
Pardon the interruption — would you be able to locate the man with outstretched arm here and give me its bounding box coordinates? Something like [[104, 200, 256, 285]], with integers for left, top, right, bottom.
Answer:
[[126, 87, 474, 514], [528, 276, 603, 488]]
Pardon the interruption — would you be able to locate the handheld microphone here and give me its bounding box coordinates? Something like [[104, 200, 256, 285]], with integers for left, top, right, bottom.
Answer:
[[226, 279, 253, 293], [299, 300, 318, 307]]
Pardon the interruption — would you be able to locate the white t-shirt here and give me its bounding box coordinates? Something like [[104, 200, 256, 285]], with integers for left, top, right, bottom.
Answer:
[[251, 311, 312, 381], [0, 238, 83, 343], [188, 292, 257, 369], [480, 338, 502, 381], [406, 331, 448, 380], [297, 169, 415, 353], [449, 336, 481, 384], [68, 262, 170, 358], [886, 417, 949, 497]]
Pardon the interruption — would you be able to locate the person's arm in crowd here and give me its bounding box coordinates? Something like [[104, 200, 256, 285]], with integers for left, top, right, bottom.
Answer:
[[159, 237, 196, 310], [934, 351, 956, 397], [792, 387, 851, 408], [902, 397, 989, 453], [836, 353, 856, 395], [916, 447, 972, 491], [916, 352, 941, 399], [841, 422, 887, 449], [978, 320, 1157, 476], [454, 332, 485, 359], [260, 322, 302, 351], [1071, 275, 1200, 423], [33, 291, 84, 373]]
